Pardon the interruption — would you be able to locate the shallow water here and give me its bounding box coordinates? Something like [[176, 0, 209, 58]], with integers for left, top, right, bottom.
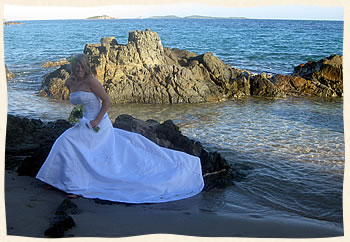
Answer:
[[106, 97, 344, 226]]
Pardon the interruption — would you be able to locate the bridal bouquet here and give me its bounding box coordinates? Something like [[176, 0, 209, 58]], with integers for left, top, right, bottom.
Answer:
[[68, 104, 84, 124], [68, 105, 100, 132]]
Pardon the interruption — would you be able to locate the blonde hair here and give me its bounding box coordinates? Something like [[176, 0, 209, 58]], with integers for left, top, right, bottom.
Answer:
[[70, 54, 92, 78]]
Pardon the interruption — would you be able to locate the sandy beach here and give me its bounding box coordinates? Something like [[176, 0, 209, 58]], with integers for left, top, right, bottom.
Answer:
[[4, 170, 343, 239]]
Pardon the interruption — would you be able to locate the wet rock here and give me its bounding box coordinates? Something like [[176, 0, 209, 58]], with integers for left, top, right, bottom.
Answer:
[[44, 199, 79, 237], [6, 114, 239, 190], [42, 58, 70, 68], [44, 214, 75, 238], [5, 65, 15, 80], [272, 74, 338, 97], [250, 73, 286, 98], [113, 114, 235, 189], [292, 55, 343, 97], [6, 114, 72, 173]]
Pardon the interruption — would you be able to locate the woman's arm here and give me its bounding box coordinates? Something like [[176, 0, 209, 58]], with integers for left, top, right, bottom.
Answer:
[[87, 76, 111, 128], [65, 78, 72, 91]]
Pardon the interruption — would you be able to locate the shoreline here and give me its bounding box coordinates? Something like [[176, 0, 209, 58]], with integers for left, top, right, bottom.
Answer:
[[5, 170, 343, 238]]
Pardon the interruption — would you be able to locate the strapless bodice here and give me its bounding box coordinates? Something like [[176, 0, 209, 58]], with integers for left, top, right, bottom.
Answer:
[[70, 91, 102, 120]]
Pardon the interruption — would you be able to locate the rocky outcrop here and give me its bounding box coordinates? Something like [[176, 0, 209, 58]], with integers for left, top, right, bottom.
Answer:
[[250, 73, 286, 98], [6, 65, 15, 80], [6, 114, 242, 190], [5, 115, 71, 173], [42, 58, 70, 68], [38, 29, 253, 102], [272, 55, 343, 97], [39, 29, 343, 101], [38, 64, 71, 100]]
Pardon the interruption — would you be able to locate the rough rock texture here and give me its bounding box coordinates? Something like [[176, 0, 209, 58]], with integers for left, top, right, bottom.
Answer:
[[44, 214, 75, 238], [6, 114, 239, 190], [5, 65, 15, 80], [38, 30, 342, 100], [113, 114, 236, 189], [39, 29, 254, 102], [38, 64, 71, 99], [42, 58, 70, 68], [250, 73, 286, 98], [5, 114, 72, 174], [292, 54, 343, 97], [271, 55, 343, 97]]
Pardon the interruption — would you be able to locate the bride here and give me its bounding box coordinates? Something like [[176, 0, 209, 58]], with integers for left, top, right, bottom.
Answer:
[[36, 54, 204, 203]]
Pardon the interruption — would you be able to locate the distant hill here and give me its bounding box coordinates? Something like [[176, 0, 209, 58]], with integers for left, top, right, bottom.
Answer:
[[148, 15, 248, 19], [4, 21, 23, 25], [148, 15, 181, 19], [86, 15, 118, 20], [185, 15, 248, 19]]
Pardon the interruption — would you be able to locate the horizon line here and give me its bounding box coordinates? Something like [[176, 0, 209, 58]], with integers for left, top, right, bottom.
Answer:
[[3, 16, 344, 22]]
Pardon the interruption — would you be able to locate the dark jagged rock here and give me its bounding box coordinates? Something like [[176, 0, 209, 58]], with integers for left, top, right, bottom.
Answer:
[[44, 214, 75, 238], [113, 114, 235, 189], [44, 198, 79, 238], [272, 74, 337, 97], [6, 114, 72, 173], [292, 55, 343, 97], [250, 73, 286, 98], [6, 114, 239, 190]]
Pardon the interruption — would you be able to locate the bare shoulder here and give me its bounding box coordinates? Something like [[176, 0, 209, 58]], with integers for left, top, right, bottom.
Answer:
[[86, 75, 102, 87]]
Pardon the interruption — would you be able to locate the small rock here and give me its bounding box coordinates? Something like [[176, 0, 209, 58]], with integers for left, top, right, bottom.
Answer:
[[44, 214, 75, 238]]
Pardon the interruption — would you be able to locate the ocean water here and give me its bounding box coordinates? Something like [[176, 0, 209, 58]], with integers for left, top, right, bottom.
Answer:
[[4, 19, 344, 231]]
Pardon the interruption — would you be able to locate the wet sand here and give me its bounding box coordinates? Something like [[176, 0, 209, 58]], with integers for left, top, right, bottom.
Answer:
[[4, 170, 343, 239]]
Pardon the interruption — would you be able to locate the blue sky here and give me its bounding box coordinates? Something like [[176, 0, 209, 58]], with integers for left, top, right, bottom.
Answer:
[[3, 3, 344, 21]]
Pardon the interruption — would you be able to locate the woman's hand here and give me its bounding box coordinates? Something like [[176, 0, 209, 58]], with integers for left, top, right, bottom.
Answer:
[[90, 119, 99, 129], [89, 119, 101, 132]]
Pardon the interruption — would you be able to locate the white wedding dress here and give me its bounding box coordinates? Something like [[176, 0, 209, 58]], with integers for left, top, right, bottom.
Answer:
[[36, 91, 204, 203]]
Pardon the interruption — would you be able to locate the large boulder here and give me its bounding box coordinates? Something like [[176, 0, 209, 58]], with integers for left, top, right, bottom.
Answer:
[[39, 29, 252, 103], [250, 73, 286, 98], [6, 114, 241, 190], [39, 64, 71, 99]]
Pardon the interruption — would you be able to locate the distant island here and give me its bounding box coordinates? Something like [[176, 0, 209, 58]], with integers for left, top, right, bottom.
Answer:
[[4, 21, 23, 25], [148, 15, 248, 19], [86, 15, 118, 20]]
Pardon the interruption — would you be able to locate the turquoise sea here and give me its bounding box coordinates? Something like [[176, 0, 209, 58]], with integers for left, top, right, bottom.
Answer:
[[4, 19, 344, 232]]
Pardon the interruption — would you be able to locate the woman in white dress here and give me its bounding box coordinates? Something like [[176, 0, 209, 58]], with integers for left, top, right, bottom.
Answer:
[[36, 54, 204, 203]]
